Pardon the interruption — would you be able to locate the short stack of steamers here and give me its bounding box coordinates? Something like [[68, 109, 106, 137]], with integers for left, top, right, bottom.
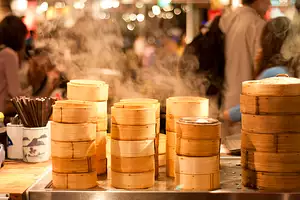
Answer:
[[67, 80, 109, 175]]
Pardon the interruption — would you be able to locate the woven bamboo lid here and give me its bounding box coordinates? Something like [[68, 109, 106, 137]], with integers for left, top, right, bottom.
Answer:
[[242, 74, 300, 96], [69, 79, 107, 86], [54, 100, 94, 108]]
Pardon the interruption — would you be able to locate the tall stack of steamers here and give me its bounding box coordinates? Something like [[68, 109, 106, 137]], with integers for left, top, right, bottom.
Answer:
[[241, 75, 300, 191]]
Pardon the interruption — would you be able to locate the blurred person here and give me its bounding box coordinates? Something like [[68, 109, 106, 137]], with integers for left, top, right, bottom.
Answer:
[[223, 17, 294, 122], [219, 0, 270, 140]]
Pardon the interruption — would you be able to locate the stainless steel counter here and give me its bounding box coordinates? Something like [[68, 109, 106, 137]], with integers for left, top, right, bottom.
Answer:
[[27, 156, 300, 200]]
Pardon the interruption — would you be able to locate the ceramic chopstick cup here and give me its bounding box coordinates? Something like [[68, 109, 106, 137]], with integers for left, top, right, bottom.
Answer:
[[6, 123, 24, 159]]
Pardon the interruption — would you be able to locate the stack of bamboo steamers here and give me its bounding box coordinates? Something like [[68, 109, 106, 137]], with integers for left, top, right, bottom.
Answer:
[[51, 100, 98, 189], [110, 98, 159, 189], [67, 80, 109, 175], [165, 97, 210, 177], [241, 74, 300, 191]]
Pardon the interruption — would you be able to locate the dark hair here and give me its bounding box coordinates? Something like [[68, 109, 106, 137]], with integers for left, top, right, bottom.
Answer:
[[255, 17, 291, 77], [0, 15, 28, 52], [242, 0, 256, 5]]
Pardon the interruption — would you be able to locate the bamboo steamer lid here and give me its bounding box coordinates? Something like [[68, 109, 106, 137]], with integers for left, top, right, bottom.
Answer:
[[166, 146, 176, 160], [111, 139, 154, 157], [240, 94, 300, 115], [52, 171, 97, 189], [176, 117, 221, 140], [242, 114, 300, 133], [96, 117, 107, 132], [51, 140, 95, 159], [67, 80, 109, 101], [96, 131, 106, 160], [119, 99, 160, 118], [96, 158, 107, 175], [242, 130, 300, 152], [175, 155, 219, 174], [51, 122, 96, 142], [52, 156, 96, 173], [52, 100, 97, 123], [175, 172, 220, 191], [166, 115, 180, 132], [111, 124, 155, 141], [159, 134, 166, 154], [159, 154, 166, 166], [166, 131, 176, 147], [111, 106, 156, 125], [111, 155, 154, 173], [242, 168, 300, 191], [111, 170, 155, 189], [242, 74, 300, 96], [166, 96, 209, 117], [166, 159, 175, 177], [241, 150, 300, 173], [176, 138, 220, 157]]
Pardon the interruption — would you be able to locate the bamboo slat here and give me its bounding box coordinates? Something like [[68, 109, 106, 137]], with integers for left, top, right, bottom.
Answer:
[[52, 100, 97, 123], [52, 171, 97, 189], [110, 139, 154, 157], [175, 172, 220, 190], [111, 155, 155, 173], [111, 124, 156, 140], [242, 168, 300, 191], [240, 95, 300, 115], [51, 140, 95, 159], [175, 155, 219, 174], [242, 114, 300, 133], [51, 122, 96, 142], [241, 150, 300, 173], [176, 117, 220, 140], [111, 170, 155, 189], [111, 106, 156, 125], [67, 80, 109, 101], [159, 154, 166, 166], [52, 156, 96, 173], [242, 76, 300, 96], [176, 138, 220, 157], [241, 130, 300, 152]]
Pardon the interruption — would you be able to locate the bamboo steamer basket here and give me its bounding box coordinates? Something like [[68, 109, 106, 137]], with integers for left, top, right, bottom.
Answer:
[[166, 146, 176, 160], [240, 94, 300, 115], [111, 106, 156, 125], [96, 117, 107, 132], [111, 155, 154, 173], [111, 170, 155, 189], [94, 101, 107, 118], [242, 168, 300, 191], [176, 118, 221, 140], [119, 98, 160, 118], [241, 150, 300, 173], [159, 134, 166, 154], [156, 118, 160, 134], [52, 171, 97, 189], [175, 172, 220, 191], [67, 80, 109, 101], [52, 100, 97, 123], [241, 130, 300, 152], [166, 96, 209, 117], [111, 124, 155, 141], [111, 139, 154, 157], [96, 131, 107, 160], [51, 140, 95, 158], [166, 131, 176, 147], [159, 154, 166, 166], [175, 155, 219, 174], [176, 137, 220, 157], [106, 134, 111, 153], [242, 114, 300, 133], [242, 75, 300, 96], [166, 115, 180, 132], [52, 156, 96, 173], [51, 122, 96, 142], [96, 158, 107, 175]]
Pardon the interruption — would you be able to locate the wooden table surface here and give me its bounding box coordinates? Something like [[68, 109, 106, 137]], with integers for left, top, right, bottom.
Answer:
[[0, 160, 51, 200]]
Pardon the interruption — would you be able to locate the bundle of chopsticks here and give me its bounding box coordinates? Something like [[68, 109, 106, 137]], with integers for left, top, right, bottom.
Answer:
[[11, 96, 56, 127]]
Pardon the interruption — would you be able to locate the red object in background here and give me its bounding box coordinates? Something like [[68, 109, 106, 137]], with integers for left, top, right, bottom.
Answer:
[[208, 9, 223, 21], [264, 8, 271, 20]]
